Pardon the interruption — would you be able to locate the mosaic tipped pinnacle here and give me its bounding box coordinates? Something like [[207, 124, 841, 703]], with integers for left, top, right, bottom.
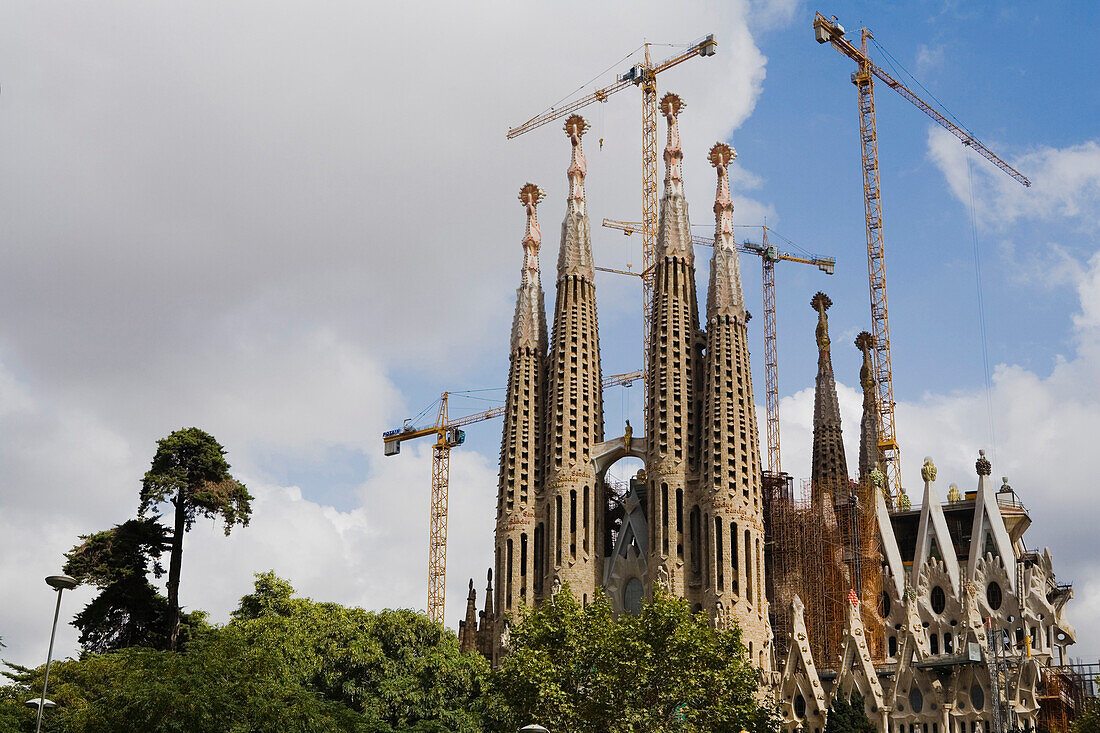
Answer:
[[708, 142, 737, 168], [517, 182, 546, 207], [563, 114, 590, 139], [659, 91, 685, 117]]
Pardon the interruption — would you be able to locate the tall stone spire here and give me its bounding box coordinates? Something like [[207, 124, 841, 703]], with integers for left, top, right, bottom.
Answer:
[[810, 292, 849, 504], [645, 93, 702, 601], [855, 331, 882, 484], [494, 184, 547, 623], [700, 142, 768, 665], [541, 115, 603, 604], [655, 93, 693, 261], [558, 115, 595, 280], [512, 183, 548, 353], [706, 142, 745, 322]]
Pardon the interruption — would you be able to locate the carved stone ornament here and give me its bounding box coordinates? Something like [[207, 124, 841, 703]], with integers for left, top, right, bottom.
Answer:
[[921, 456, 937, 483], [975, 449, 991, 476]]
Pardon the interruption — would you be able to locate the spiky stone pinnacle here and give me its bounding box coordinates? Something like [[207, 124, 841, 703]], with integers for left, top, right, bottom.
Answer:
[[811, 291, 833, 312]]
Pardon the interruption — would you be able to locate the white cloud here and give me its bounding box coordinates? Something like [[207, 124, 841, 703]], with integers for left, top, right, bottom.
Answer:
[[0, 1, 780, 669], [915, 43, 946, 76], [927, 127, 1100, 233]]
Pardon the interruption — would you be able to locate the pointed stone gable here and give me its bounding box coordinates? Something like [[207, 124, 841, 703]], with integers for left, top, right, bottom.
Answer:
[[779, 595, 828, 723], [910, 457, 961, 591], [967, 451, 1016, 592], [834, 590, 886, 712]]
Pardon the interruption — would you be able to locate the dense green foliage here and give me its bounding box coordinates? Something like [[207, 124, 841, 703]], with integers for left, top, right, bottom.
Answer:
[[824, 691, 876, 733], [138, 428, 252, 534], [487, 587, 775, 733], [140, 428, 252, 650], [1072, 700, 1100, 733], [62, 518, 172, 653], [0, 574, 490, 733]]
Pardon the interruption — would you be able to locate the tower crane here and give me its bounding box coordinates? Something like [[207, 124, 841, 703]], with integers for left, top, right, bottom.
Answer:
[[602, 219, 835, 474], [381, 370, 643, 624], [813, 12, 1030, 504], [507, 34, 717, 424]]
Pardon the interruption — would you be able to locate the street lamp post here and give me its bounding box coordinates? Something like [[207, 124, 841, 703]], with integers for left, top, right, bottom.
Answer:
[[519, 726, 550, 733], [35, 574, 78, 733]]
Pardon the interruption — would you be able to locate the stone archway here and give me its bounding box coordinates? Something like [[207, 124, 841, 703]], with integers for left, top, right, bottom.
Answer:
[[592, 432, 648, 614]]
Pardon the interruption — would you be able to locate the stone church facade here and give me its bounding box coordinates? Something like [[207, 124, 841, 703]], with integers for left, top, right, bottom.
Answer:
[[457, 93, 1078, 733]]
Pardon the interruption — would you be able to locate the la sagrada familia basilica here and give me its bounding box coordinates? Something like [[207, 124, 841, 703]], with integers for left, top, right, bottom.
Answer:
[[456, 93, 1080, 733]]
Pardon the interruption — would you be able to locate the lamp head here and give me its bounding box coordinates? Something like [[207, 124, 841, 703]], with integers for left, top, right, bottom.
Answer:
[[45, 575, 78, 591]]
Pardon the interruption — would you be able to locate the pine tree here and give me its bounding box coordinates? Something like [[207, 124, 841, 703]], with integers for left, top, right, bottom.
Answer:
[[824, 691, 876, 733]]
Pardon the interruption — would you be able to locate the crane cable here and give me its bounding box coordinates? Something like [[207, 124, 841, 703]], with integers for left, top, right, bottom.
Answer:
[[869, 31, 1000, 462], [966, 149, 999, 466]]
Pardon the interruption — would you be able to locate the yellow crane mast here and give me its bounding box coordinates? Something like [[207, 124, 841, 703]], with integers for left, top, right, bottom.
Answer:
[[813, 12, 1030, 503], [601, 219, 835, 474], [381, 370, 643, 625], [507, 35, 717, 426]]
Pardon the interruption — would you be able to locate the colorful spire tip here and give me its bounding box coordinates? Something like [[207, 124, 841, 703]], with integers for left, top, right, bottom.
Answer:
[[708, 142, 737, 168]]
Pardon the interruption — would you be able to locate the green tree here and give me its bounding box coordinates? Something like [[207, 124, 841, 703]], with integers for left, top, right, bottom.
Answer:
[[824, 691, 876, 733], [2, 635, 363, 732], [229, 572, 490, 732], [487, 587, 776, 733], [139, 428, 252, 651], [62, 518, 172, 653], [1072, 700, 1100, 733], [0, 572, 490, 733]]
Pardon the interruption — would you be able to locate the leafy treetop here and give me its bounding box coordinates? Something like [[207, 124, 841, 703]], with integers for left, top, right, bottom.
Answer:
[[140, 427, 252, 535], [487, 585, 776, 733]]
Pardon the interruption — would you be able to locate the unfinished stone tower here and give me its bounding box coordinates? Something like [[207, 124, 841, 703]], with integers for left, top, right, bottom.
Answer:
[[456, 95, 1080, 733], [461, 97, 770, 668]]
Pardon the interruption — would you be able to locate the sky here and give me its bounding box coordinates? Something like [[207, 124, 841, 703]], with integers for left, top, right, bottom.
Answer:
[[1, 1, 1098, 670]]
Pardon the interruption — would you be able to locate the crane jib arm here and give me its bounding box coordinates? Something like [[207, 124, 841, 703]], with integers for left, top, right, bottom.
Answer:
[[812, 12, 1030, 188], [505, 34, 717, 140]]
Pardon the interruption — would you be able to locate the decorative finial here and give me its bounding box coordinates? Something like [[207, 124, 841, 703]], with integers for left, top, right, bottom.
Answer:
[[1000, 476, 1012, 493], [563, 115, 589, 215], [848, 589, 859, 606], [856, 331, 875, 391], [660, 93, 685, 195], [709, 142, 736, 244], [870, 467, 885, 490], [898, 491, 912, 511], [948, 483, 962, 503], [811, 292, 832, 351], [518, 183, 545, 283], [976, 450, 991, 476], [921, 456, 937, 483]]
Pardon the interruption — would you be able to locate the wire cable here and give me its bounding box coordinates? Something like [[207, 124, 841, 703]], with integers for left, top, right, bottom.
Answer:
[[966, 150, 999, 465]]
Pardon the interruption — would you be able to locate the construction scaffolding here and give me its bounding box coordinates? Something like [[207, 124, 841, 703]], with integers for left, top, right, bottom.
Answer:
[[834, 475, 885, 660], [767, 473, 884, 667], [1039, 662, 1100, 733], [769, 476, 836, 666]]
